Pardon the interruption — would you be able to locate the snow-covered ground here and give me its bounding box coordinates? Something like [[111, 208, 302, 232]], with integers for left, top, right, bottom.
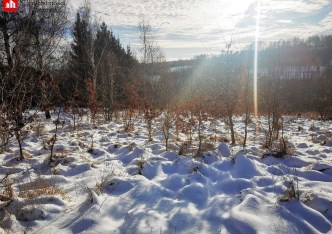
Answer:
[[1, 112, 332, 233]]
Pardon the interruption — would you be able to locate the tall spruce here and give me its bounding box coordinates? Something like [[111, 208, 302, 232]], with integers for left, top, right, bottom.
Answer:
[[93, 22, 137, 120], [69, 5, 94, 105], [94, 22, 115, 119]]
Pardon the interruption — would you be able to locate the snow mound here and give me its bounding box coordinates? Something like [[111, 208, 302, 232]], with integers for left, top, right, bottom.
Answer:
[[2, 112, 331, 233], [218, 143, 231, 157], [297, 142, 308, 148], [232, 154, 263, 179]]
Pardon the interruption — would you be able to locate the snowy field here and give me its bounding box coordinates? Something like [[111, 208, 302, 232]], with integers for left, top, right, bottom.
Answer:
[[1, 112, 332, 233]]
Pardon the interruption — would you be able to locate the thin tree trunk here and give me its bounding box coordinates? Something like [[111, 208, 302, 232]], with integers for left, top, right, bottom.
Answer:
[[229, 115, 235, 144], [15, 131, 23, 160], [45, 110, 51, 119], [243, 112, 249, 147], [2, 15, 13, 68]]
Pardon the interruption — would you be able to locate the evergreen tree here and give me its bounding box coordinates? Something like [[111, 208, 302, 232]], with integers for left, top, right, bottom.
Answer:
[[69, 5, 94, 105], [92, 22, 138, 120]]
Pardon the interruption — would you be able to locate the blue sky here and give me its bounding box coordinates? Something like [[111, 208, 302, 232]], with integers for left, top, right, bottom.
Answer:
[[69, 0, 332, 61]]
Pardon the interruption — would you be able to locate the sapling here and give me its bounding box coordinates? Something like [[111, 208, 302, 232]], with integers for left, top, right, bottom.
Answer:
[[174, 108, 184, 141], [0, 114, 11, 153], [241, 69, 252, 147], [161, 111, 173, 151], [181, 110, 196, 146], [86, 78, 99, 125], [49, 108, 62, 165], [143, 105, 159, 141], [87, 133, 94, 153], [196, 111, 209, 156], [123, 82, 142, 132], [123, 109, 135, 132]]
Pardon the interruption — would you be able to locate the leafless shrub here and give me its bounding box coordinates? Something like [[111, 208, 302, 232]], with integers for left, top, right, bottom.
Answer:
[[33, 123, 47, 138], [123, 109, 136, 132], [75, 170, 115, 204], [197, 142, 215, 156], [0, 174, 14, 203], [278, 180, 300, 202], [87, 134, 94, 153], [178, 142, 190, 156], [309, 123, 318, 131], [128, 142, 136, 151], [93, 171, 114, 195], [161, 111, 173, 151], [0, 118, 11, 153], [144, 106, 159, 142], [48, 109, 62, 165], [137, 157, 146, 175]]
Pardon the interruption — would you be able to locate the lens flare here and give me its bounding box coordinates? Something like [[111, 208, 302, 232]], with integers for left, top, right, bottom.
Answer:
[[254, 0, 261, 117]]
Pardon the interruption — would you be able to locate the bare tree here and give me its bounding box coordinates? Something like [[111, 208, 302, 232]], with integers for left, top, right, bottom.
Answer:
[[161, 110, 173, 151], [260, 56, 284, 148], [97, 51, 118, 121], [218, 43, 242, 145], [0, 1, 68, 160], [138, 19, 167, 140], [240, 66, 252, 147]]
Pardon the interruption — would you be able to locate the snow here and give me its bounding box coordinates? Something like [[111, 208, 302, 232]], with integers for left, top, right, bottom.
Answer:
[[0, 113, 331, 233], [218, 142, 231, 157]]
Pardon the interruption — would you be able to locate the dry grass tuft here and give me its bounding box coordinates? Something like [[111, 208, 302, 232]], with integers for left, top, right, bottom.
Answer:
[[0, 183, 13, 203], [196, 142, 215, 156], [22, 151, 32, 160], [33, 123, 47, 137], [18, 178, 65, 200], [178, 142, 190, 155], [124, 124, 135, 132], [278, 180, 299, 202]]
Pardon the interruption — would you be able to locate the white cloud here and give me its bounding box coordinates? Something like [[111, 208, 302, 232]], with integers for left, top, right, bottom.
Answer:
[[320, 11, 332, 30], [68, 0, 332, 59], [261, 0, 329, 14]]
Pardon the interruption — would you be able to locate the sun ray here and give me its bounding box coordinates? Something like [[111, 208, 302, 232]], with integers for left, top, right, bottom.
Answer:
[[254, 0, 261, 117]]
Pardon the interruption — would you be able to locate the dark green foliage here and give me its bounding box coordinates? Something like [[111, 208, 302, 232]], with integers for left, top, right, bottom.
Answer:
[[93, 22, 137, 119], [68, 8, 94, 105]]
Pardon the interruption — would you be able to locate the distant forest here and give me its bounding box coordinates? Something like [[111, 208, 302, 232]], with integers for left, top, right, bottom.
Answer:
[[166, 35, 332, 116], [168, 35, 332, 71]]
